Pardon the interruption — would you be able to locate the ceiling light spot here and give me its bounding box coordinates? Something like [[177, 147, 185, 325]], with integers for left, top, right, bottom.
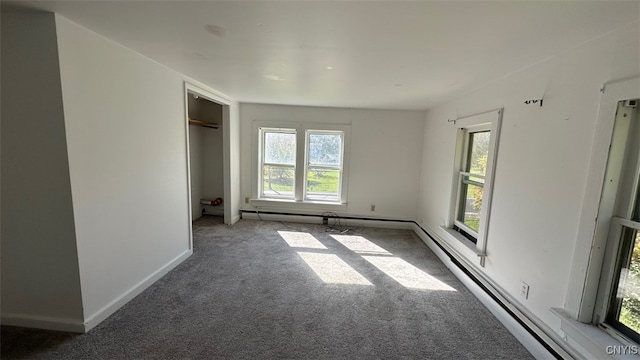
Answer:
[[325, 66, 334, 70], [204, 24, 226, 37], [264, 74, 285, 81]]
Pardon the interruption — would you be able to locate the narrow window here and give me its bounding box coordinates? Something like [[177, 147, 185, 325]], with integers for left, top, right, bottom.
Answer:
[[455, 129, 491, 243], [260, 128, 296, 199], [607, 224, 640, 342], [600, 99, 640, 343], [305, 130, 344, 202]]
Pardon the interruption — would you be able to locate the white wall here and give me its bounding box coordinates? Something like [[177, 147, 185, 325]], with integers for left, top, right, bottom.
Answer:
[[417, 19, 640, 336], [55, 15, 192, 324], [227, 101, 242, 224], [199, 101, 224, 202], [203, 129, 224, 200], [240, 104, 425, 219], [0, 13, 84, 330], [188, 124, 203, 219]]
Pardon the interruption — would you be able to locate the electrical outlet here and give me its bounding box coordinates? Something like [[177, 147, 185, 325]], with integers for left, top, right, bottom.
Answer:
[[245, 197, 249, 204], [370, 204, 376, 212], [520, 281, 530, 299]]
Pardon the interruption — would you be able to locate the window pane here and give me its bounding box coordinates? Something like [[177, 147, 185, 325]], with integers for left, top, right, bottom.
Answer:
[[459, 181, 483, 233], [613, 228, 640, 335], [308, 133, 342, 166], [262, 165, 294, 197], [634, 186, 640, 222], [306, 168, 340, 201], [264, 132, 296, 165], [467, 131, 490, 176]]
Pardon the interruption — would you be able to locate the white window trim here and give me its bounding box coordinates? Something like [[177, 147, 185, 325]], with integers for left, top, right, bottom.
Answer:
[[553, 77, 640, 360], [568, 77, 640, 325], [445, 109, 502, 266], [258, 127, 297, 200], [453, 123, 491, 240], [252, 121, 351, 208], [303, 129, 345, 202]]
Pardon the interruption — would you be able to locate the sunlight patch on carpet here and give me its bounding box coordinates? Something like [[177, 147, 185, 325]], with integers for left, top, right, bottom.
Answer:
[[330, 235, 391, 255], [279, 231, 327, 249], [297, 252, 372, 285], [363, 256, 456, 291]]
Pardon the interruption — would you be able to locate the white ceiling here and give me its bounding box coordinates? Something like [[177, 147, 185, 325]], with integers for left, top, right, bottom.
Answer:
[[5, 1, 640, 110]]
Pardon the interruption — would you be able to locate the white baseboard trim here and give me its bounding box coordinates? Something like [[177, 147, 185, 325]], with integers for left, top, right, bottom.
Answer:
[[412, 223, 575, 359], [1, 313, 85, 333], [83, 249, 192, 332]]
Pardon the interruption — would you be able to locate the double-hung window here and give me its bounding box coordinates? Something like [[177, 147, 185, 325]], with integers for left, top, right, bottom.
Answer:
[[592, 98, 640, 343], [446, 109, 501, 259], [454, 128, 491, 242], [256, 123, 349, 205], [261, 129, 297, 199], [305, 130, 344, 202]]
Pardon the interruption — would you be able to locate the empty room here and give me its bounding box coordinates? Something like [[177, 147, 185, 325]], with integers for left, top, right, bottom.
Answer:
[[2, 1, 640, 359]]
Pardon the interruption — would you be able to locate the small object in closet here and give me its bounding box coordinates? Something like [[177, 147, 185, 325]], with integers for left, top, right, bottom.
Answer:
[[200, 198, 223, 206]]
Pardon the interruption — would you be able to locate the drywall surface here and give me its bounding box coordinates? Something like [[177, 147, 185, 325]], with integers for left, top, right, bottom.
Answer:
[[196, 99, 224, 201], [227, 101, 241, 224], [417, 20, 640, 334], [188, 124, 203, 219], [55, 15, 191, 320], [202, 128, 224, 200], [188, 96, 224, 213], [240, 104, 425, 219], [0, 13, 84, 327]]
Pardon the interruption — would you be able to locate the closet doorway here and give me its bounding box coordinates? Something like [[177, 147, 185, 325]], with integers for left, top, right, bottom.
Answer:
[[184, 83, 231, 235]]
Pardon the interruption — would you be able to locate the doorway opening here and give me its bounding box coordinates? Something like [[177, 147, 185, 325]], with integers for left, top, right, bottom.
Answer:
[[187, 91, 224, 222], [184, 81, 234, 253]]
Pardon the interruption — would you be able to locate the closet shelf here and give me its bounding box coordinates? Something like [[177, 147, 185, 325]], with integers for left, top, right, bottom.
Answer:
[[189, 118, 219, 129]]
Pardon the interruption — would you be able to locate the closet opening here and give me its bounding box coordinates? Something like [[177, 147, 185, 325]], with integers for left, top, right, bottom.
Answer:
[[186, 90, 226, 227]]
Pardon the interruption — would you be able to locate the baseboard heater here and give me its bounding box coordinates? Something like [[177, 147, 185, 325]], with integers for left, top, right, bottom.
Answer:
[[412, 223, 566, 359], [240, 209, 568, 359], [240, 209, 414, 225]]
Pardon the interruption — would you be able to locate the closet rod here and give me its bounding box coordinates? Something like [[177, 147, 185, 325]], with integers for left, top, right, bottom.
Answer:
[[189, 118, 219, 129]]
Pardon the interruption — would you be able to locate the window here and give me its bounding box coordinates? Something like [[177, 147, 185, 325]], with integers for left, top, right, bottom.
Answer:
[[454, 129, 491, 243], [446, 109, 501, 256], [593, 99, 640, 343], [305, 131, 343, 202], [256, 123, 349, 205], [261, 129, 296, 199]]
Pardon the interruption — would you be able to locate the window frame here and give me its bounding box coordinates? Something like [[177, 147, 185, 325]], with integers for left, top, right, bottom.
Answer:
[[446, 109, 502, 263], [303, 129, 345, 202], [258, 127, 297, 200], [453, 126, 491, 242], [590, 98, 640, 343], [253, 121, 350, 207]]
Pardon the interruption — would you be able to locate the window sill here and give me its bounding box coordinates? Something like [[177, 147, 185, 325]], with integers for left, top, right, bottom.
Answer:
[[249, 198, 347, 211], [440, 226, 485, 257], [551, 308, 636, 359]]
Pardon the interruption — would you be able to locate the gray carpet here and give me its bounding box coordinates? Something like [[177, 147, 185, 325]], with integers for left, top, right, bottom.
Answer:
[[1, 217, 533, 359]]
